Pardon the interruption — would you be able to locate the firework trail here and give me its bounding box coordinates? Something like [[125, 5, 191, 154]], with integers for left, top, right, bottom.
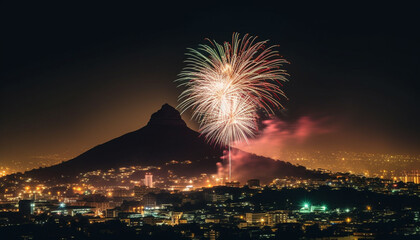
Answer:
[[176, 33, 288, 180]]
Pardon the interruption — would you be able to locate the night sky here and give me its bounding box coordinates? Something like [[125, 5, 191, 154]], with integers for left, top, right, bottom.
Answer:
[[1, 2, 419, 168]]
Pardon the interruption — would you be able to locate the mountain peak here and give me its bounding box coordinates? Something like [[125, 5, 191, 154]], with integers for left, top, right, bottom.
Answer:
[[147, 104, 187, 127]]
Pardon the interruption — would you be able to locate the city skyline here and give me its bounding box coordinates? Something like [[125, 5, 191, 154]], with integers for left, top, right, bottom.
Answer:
[[0, 2, 419, 239]]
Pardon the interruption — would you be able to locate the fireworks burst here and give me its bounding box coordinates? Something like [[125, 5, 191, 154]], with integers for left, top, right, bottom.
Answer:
[[200, 96, 257, 146], [177, 33, 289, 147]]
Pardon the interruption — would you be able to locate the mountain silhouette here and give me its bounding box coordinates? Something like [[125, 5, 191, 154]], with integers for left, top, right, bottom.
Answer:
[[15, 104, 326, 182], [24, 104, 222, 179]]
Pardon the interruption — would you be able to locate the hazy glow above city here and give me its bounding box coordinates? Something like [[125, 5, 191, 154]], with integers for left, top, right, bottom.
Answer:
[[1, 2, 419, 174]]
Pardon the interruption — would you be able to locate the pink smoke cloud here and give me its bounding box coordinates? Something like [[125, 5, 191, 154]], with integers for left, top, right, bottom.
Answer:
[[216, 116, 334, 182], [219, 147, 324, 183], [232, 116, 332, 159]]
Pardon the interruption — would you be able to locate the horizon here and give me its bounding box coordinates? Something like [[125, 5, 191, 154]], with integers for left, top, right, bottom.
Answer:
[[1, 103, 419, 178]]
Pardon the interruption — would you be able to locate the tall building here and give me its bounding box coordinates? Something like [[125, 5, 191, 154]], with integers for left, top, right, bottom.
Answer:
[[19, 200, 34, 215], [145, 172, 154, 188], [402, 171, 420, 184], [267, 210, 289, 226]]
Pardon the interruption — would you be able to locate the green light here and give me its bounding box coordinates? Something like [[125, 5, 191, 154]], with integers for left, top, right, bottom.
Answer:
[[345, 208, 350, 213]]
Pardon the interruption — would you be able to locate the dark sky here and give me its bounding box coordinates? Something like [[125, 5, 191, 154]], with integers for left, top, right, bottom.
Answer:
[[1, 2, 419, 169]]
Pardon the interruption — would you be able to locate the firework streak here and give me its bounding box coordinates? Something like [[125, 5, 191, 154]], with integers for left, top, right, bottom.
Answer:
[[177, 33, 289, 146]]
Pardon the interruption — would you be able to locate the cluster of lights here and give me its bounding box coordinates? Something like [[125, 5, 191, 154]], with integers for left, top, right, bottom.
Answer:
[[301, 202, 327, 211]]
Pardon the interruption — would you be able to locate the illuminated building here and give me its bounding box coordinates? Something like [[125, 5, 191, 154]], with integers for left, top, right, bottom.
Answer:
[[246, 212, 267, 225], [204, 229, 219, 240], [311, 205, 327, 212], [403, 171, 420, 184], [300, 202, 327, 213], [267, 210, 289, 226], [300, 202, 311, 213], [144, 173, 154, 188], [171, 212, 183, 225], [52, 205, 93, 216]]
